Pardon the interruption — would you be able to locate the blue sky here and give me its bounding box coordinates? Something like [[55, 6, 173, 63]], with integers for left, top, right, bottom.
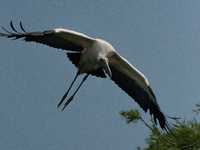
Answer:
[[0, 1, 200, 149]]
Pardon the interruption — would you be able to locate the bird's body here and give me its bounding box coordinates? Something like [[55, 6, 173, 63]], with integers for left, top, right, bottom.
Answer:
[[0, 21, 174, 132], [77, 39, 115, 75]]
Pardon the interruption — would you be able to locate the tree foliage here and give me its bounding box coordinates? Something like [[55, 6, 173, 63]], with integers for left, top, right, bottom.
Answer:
[[120, 104, 200, 149], [193, 103, 200, 115]]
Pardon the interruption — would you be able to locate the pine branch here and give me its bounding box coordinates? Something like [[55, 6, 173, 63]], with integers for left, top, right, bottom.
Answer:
[[180, 140, 200, 149]]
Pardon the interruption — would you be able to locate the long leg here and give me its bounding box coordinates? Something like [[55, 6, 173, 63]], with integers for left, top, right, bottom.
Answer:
[[57, 71, 79, 108], [61, 73, 90, 111], [57, 64, 85, 108]]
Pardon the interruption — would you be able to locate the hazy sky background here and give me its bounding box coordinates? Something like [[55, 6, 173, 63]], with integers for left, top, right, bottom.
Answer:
[[0, 1, 200, 149]]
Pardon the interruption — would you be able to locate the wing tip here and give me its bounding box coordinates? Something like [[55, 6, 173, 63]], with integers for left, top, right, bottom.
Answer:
[[0, 21, 28, 40]]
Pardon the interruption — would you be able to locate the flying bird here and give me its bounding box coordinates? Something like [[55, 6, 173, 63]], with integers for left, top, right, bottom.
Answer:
[[0, 21, 173, 132]]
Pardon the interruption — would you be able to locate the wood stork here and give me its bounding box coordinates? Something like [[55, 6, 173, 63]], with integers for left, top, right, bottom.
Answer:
[[0, 21, 174, 132]]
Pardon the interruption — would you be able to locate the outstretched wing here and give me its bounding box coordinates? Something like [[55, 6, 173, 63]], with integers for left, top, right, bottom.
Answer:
[[0, 21, 94, 52], [108, 53, 171, 132]]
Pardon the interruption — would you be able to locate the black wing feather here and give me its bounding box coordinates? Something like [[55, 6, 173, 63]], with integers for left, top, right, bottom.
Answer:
[[109, 65, 171, 132], [66, 52, 82, 67], [0, 21, 83, 52], [90, 68, 106, 78]]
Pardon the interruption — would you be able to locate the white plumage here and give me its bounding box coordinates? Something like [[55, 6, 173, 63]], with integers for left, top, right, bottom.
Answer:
[[0, 21, 174, 132]]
